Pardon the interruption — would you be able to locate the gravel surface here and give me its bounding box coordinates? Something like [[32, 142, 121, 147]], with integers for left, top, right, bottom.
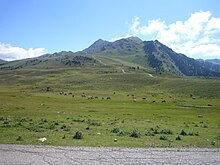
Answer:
[[0, 144, 220, 165]]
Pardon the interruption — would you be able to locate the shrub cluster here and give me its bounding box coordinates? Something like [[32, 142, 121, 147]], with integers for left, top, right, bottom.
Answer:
[[73, 130, 83, 139], [130, 129, 141, 138], [159, 135, 168, 140], [180, 130, 199, 136], [145, 127, 173, 137]]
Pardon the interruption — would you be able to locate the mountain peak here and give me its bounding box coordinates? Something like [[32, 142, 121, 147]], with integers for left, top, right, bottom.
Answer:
[[154, 40, 161, 44], [114, 36, 143, 44], [126, 36, 142, 42], [83, 39, 110, 54], [94, 39, 107, 44], [92, 39, 110, 47]]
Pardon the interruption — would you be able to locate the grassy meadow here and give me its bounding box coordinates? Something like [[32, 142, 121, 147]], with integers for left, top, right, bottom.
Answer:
[[0, 66, 220, 147]]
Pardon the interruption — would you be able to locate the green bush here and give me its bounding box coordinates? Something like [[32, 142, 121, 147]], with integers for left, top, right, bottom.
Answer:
[[160, 129, 173, 135], [130, 129, 140, 138], [2, 118, 11, 128], [176, 135, 182, 140], [145, 130, 155, 136], [14, 122, 23, 127], [111, 128, 121, 133], [160, 135, 168, 140], [150, 127, 160, 134], [73, 130, 83, 139], [180, 130, 188, 136]]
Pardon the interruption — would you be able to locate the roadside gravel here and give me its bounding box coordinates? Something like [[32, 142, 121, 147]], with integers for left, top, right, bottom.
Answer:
[[0, 144, 219, 165]]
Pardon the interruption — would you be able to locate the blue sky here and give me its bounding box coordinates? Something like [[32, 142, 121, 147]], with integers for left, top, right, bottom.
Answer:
[[0, 0, 220, 60]]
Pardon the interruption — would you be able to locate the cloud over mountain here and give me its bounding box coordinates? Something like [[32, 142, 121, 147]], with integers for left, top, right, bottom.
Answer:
[[0, 43, 46, 61], [129, 11, 220, 59]]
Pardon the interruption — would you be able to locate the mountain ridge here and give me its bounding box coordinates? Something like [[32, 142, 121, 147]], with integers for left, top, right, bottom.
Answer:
[[82, 36, 144, 56], [198, 59, 220, 65], [1, 37, 220, 77]]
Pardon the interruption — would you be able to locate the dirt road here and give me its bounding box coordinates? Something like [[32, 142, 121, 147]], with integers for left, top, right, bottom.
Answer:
[[0, 144, 219, 165]]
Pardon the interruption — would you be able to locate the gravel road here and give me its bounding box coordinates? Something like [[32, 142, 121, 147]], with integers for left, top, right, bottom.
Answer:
[[0, 144, 220, 165]]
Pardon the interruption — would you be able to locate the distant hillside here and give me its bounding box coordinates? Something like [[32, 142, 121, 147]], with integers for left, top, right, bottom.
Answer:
[[0, 59, 7, 65], [1, 37, 220, 77], [39, 51, 76, 58], [0, 56, 100, 70], [0, 59, 6, 62], [205, 59, 220, 65]]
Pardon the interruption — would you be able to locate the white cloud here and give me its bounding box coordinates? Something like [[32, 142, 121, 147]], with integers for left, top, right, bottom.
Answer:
[[205, 17, 220, 34], [128, 11, 220, 59], [189, 44, 220, 58], [170, 42, 220, 59], [129, 17, 140, 35], [140, 19, 167, 35], [0, 43, 46, 61]]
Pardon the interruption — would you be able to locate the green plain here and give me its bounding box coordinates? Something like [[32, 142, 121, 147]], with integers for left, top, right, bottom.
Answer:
[[0, 66, 219, 148]]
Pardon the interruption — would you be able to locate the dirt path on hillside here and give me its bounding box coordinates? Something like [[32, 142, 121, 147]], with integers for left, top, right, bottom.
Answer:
[[0, 144, 219, 165]]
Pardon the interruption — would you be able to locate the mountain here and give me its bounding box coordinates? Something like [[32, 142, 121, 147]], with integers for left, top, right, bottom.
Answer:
[[205, 59, 220, 65], [143, 40, 220, 76], [1, 37, 220, 77], [83, 38, 220, 76]]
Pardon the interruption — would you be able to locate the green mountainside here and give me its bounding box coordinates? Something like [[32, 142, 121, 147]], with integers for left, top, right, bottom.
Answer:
[[1, 37, 220, 76]]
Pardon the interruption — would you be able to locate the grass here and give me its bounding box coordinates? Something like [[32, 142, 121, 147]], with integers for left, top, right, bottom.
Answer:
[[0, 66, 220, 148]]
